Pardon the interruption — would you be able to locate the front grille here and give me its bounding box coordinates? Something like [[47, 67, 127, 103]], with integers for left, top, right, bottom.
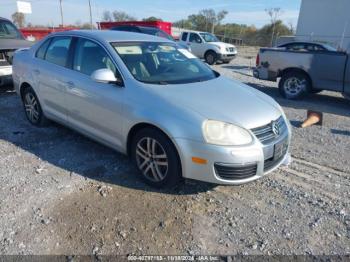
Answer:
[[214, 163, 257, 180], [251, 116, 287, 144]]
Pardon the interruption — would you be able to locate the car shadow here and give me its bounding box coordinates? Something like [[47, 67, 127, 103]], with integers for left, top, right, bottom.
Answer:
[[222, 65, 252, 70], [0, 93, 216, 195], [331, 129, 350, 136], [245, 82, 350, 118]]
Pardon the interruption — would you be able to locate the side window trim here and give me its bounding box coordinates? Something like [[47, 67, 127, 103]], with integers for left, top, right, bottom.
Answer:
[[66, 37, 78, 70], [35, 37, 52, 60]]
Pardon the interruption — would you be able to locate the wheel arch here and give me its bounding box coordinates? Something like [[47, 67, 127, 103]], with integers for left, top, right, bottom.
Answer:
[[278, 67, 313, 88], [19, 82, 33, 100], [126, 122, 183, 177], [204, 49, 217, 57]]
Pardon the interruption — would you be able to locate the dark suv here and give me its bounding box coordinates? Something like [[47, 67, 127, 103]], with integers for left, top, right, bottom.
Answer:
[[110, 25, 191, 51], [111, 25, 174, 40]]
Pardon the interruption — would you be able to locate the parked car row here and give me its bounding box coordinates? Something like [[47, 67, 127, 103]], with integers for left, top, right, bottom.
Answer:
[[12, 30, 291, 188]]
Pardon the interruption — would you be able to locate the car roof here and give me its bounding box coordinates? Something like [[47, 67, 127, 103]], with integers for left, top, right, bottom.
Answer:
[[50, 30, 172, 43], [280, 42, 322, 46], [0, 17, 12, 23]]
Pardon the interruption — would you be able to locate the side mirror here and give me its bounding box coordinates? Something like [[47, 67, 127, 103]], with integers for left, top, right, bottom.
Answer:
[[91, 69, 122, 85]]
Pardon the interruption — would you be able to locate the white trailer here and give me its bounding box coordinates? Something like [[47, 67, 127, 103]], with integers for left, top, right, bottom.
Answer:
[[295, 0, 350, 51]]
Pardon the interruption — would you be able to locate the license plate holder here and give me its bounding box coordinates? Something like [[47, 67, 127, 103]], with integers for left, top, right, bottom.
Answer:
[[274, 139, 288, 160]]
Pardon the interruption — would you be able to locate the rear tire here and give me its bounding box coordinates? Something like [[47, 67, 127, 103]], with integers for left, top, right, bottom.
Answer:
[[131, 128, 182, 188], [279, 71, 311, 100], [22, 86, 49, 127], [205, 51, 217, 65]]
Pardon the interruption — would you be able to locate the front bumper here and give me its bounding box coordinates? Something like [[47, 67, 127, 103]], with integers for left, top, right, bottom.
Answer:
[[218, 52, 237, 61], [174, 128, 291, 185], [0, 66, 13, 86]]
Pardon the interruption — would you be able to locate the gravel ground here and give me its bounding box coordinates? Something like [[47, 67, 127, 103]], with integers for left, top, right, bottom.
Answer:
[[0, 48, 350, 256]]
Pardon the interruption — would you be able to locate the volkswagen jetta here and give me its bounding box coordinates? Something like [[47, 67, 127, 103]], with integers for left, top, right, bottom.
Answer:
[[13, 30, 291, 188]]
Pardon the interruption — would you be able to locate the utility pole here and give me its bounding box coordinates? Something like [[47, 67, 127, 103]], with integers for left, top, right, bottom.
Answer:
[[59, 0, 64, 27], [88, 0, 93, 29]]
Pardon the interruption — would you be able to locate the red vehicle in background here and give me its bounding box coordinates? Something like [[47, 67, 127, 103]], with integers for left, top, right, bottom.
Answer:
[[20, 27, 77, 41], [20, 21, 173, 41]]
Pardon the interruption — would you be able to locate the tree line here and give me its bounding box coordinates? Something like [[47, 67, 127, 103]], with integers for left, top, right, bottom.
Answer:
[[11, 7, 294, 47]]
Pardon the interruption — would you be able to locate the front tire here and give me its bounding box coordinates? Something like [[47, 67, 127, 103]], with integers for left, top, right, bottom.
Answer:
[[205, 51, 217, 65], [131, 128, 182, 188], [279, 71, 311, 100], [22, 86, 48, 127]]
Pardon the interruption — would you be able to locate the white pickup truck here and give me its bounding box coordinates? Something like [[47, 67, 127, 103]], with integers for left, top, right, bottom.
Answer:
[[179, 31, 237, 65]]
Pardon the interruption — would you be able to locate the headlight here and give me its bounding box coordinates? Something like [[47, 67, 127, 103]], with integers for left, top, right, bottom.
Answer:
[[226, 47, 230, 52], [202, 120, 253, 146]]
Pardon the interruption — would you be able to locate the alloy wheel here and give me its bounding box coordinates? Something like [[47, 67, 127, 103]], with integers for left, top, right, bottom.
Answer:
[[24, 93, 40, 123], [135, 137, 169, 182]]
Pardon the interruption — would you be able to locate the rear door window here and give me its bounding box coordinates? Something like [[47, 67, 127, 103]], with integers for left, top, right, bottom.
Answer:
[[286, 43, 308, 52], [45, 37, 72, 67]]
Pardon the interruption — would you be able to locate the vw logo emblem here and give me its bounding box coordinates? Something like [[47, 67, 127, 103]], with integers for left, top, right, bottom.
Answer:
[[271, 121, 280, 136]]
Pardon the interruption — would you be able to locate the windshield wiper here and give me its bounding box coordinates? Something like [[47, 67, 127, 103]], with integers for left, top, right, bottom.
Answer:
[[150, 81, 169, 85], [141, 80, 169, 85]]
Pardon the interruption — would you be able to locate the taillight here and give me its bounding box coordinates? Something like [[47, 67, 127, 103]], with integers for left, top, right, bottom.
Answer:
[[256, 54, 260, 67]]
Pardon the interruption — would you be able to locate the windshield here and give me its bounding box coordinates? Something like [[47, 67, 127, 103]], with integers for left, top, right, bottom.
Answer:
[[199, 33, 219, 42], [142, 27, 174, 41], [0, 21, 22, 39], [112, 42, 217, 84]]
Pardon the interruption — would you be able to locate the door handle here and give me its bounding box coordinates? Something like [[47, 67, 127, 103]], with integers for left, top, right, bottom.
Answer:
[[33, 69, 40, 75], [66, 81, 75, 89]]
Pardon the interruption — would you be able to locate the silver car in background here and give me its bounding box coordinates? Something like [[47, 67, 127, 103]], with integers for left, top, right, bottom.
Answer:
[[13, 30, 291, 188]]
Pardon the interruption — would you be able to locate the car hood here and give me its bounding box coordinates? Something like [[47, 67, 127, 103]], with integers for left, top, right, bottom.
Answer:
[[0, 38, 33, 51], [149, 76, 282, 129]]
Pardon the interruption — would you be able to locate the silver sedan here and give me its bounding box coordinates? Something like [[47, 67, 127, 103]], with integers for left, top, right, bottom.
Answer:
[[13, 30, 291, 188]]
